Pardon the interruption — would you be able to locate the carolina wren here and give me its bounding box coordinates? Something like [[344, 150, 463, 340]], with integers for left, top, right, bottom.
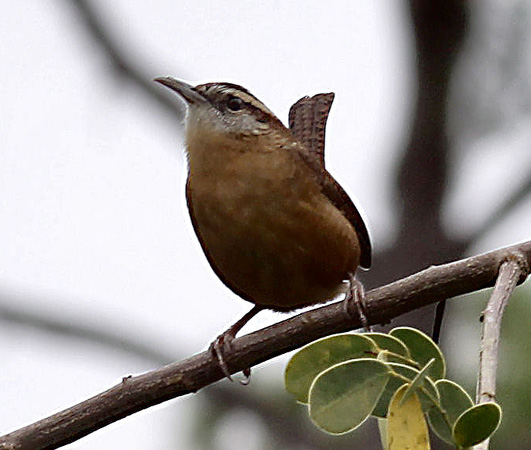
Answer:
[[155, 77, 371, 378]]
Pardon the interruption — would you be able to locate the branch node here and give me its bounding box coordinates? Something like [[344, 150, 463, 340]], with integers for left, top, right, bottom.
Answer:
[[503, 251, 530, 284], [480, 391, 496, 402]]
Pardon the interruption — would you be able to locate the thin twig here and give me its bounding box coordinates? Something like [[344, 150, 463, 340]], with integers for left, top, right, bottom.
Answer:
[[431, 298, 446, 343], [474, 252, 529, 450], [0, 240, 529, 450]]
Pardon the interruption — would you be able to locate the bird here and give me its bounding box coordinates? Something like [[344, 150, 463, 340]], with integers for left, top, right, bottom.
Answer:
[[154, 77, 371, 379]]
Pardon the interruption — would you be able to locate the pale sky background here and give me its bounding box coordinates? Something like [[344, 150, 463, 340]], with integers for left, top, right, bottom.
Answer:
[[1, 1, 530, 449]]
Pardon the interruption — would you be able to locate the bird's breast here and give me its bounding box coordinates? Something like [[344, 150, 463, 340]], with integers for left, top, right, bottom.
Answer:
[[187, 149, 360, 310]]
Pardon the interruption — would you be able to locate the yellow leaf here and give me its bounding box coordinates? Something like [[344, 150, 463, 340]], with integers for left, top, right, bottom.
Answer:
[[387, 384, 430, 450]]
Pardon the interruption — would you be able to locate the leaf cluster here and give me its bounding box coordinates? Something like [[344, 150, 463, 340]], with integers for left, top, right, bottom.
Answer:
[[285, 327, 501, 449]]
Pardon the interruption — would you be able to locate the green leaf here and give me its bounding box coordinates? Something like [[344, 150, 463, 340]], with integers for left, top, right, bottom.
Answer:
[[372, 363, 439, 418], [390, 327, 446, 380], [309, 358, 391, 434], [285, 334, 378, 403], [364, 333, 409, 356], [427, 379, 474, 444], [363, 333, 410, 363], [400, 358, 435, 405], [453, 402, 502, 447], [387, 385, 430, 450]]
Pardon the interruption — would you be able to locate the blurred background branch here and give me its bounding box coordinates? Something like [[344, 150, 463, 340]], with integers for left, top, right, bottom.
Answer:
[[69, 0, 185, 121]]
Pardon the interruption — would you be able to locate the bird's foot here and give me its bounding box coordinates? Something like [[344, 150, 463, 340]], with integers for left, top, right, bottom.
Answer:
[[209, 330, 252, 384], [209, 305, 262, 383], [343, 276, 372, 332], [209, 331, 235, 382]]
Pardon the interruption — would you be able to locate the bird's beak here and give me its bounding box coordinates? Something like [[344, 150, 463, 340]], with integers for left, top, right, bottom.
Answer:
[[154, 77, 208, 105]]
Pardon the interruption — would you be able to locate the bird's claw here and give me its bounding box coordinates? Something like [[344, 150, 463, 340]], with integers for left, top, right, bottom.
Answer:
[[209, 332, 252, 384], [344, 276, 372, 332], [210, 332, 234, 381]]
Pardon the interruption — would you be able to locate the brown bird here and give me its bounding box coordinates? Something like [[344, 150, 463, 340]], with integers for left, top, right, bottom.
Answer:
[[154, 78, 371, 379]]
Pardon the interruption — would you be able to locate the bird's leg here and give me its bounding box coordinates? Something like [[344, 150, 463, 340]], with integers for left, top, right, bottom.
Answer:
[[343, 274, 372, 332], [209, 305, 263, 382]]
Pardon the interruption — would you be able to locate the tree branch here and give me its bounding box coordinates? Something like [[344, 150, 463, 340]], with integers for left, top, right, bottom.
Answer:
[[0, 295, 349, 450], [0, 240, 530, 450], [474, 252, 529, 450]]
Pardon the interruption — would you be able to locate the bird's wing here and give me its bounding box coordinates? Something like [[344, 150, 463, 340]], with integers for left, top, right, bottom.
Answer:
[[289, 93, 372, 269], [318, 169, 372, 269]]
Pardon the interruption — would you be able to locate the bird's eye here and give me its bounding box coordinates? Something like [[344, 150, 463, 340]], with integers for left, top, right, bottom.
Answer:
[[226, 96, 244, 112]]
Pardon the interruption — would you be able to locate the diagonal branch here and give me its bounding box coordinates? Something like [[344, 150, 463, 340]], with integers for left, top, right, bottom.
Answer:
[[0, 240, 530, 450], [0, 296, 347, 450], [68, 0, 185, 122]]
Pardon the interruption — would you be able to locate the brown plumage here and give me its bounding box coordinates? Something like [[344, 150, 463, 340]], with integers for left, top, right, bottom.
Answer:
[[154, 77, 371, 377], [288, 93, 371, 269]]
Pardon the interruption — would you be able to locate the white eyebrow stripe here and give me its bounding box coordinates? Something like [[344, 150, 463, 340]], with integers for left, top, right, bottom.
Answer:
[[221, 88, 275, 117], [197, 83, 281, 125]]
